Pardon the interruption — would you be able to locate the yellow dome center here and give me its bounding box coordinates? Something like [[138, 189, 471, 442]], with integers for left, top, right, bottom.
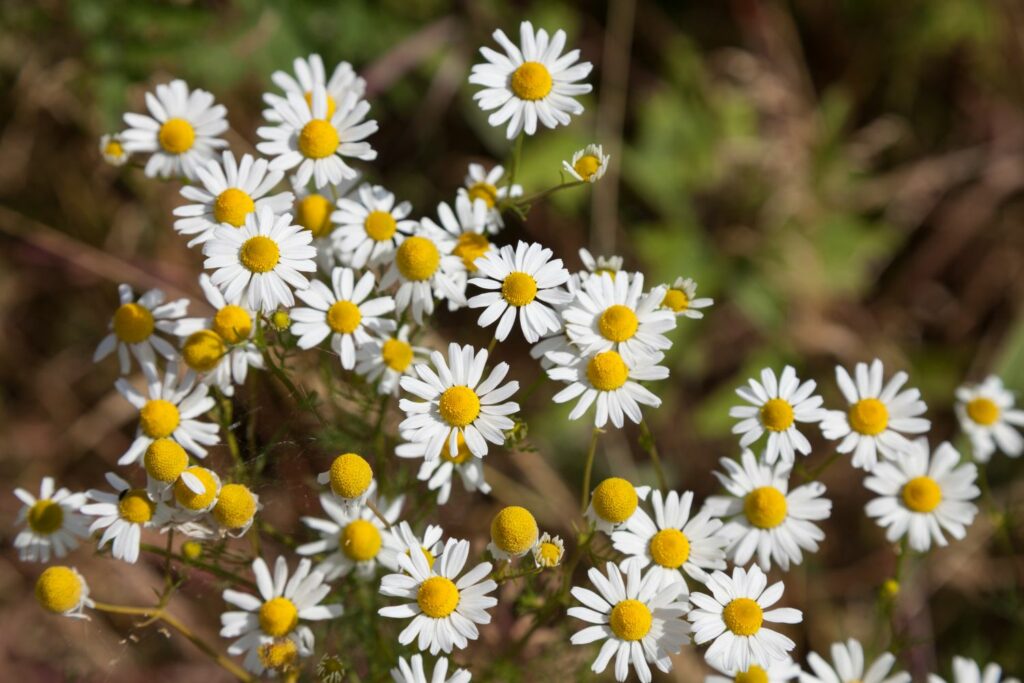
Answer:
[[396, 236, 441, 281], [573, 154, 601, 180], [453, 232, 491, 272], [139, 399, 180, 439], [174, 467, 218, 510], [609, 599, 653, 641], [438, 386, 481, 428], [417, 576, 460, 618], [364, 210, 397, 242], [586, 351, 629, 391], [259, 639, 299, 671], [381, 338, 414, 372], [598, 304, 639, 342], [113, 302, 155, 344], [744, 486, 788, 529], [966, 397, 1000, 426], [490, 505, 539, 555], [144, 438, 188, 483], [104, 139, 125, 158], [182, 329, 226, 373], [213, 188, 256, 227], [213, 483, 257, 529], [467, 181, 498, 208], [239, 235, 281, 274], [440, 431, 473, 464], [326, 300, 362, 334], [118, 489, 155, 524], [271, 310, 291, 331], [35, 566, 82, 613], [182, 540, 203, 560], [662, 288, 689, 312], [501, 271, 538, 307], [28, 499, 64, 534], [649, 528, 690, 569], [213, 305, 253, 344], [259, 596, 298, 637], [341, 519, 382, 561], [298, 119, 339, 159], [591, 477, 638, 524], [735, 666, 770, 683], [723, 597, 763, 636], [158, 117, 195, 154], [510, 61, 553, 100], [760, 398, 795, 432], [902, 475, 942, 513], [296, 193, 333, 238], [329, 453, 373, 499], [303, 90, 338, 119], [848, 398, 889, 436]]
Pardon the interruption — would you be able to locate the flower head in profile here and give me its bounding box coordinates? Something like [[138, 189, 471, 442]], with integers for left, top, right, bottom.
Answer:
[[317, 452, 375, 511], [928, 657, 1021, 683], [459, 162, 522, 232], [955, 375, 1024, 462], [585, 477, 650, 533], [99, 133, 130, 166], [13, 477, 89, 563], [660, 277, 713, 319], [94, 283, 191, 382], [330, 184, 417, 268], [262, 54, 366, 124], [391, 654, 471, 683], [563, 143, 609, 183], [488, 505, 539, 560], [730, 366, 826, 465], [802, 638, 910, 683], [35, 566, 93, 619], [577, 248, 624, 282], [82, 472, 171, 564]]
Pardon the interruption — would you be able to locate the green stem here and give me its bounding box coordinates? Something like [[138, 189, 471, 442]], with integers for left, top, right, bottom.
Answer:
[[216, 390, 244, 475], [507, 132, 524, 190], [638, 418, 667, 491], [260, 345, 327, 427], [580, 427, 602, 513], [140, 543, 257, 591], [486, 335, 498, 355]]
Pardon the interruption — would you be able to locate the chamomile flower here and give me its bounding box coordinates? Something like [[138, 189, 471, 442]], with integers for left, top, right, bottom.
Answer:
[[586, 477, 651, 533], [706, 657, 802, 683], [171, 466, 222, 515], [391, 654, 471, 683], [383, 521, 447, 574], [263, 54, 366, 123], [291, 267, 396, 369], [460, 162, 522, 232], [378, 537, 498, 655], [220, 556, 344, 675], [704, 450, 832, 572], [730, 366, 826, 465], [802, 638, 910, 683], [820, 359, 930, 471], [331, 184, 417, 268], [13, 477, 89, 563], [35, 566, 93, 619], [94, 283, 191, 381], [562, 272, 676, 364], [568, 561, 690, 683], [317, 452, 375, 511], [688, 565, 802, 671], [532, 532, 565, 567], [257, 85, 377, 188], [426, 194, 494, 274], [380, 222, 467, 324], [398, 343, 519, 459], [203, 205, 317, 313], [115, 365, 219, 465], [661, 277, 713, 319], [173, 151, 294, 247], [864, 440, 979, 552], [211, 483, 261, 536], [469, 21, 593, 139], [488, 505, 539, 560], [355, 326, 430, 396], [292, 174, 360, 268], [120, 79, 228, 180], [955, 375, 1024, 462], [612, 489, 728, 591], [548, 348, 668, 429], [468, 241, 572, 343], [578, 248, 624, 281], [929, 657, 1021, 683], [563, 144, 609, 183], [99, 133, 130, 166], [296, 490, 403, 580], [142, 438, 190, 497], [82, 472, 170, 564], [396, 430, 492, 504]]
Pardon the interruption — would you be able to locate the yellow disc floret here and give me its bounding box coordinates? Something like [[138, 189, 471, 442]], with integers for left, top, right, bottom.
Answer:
[[118, 489, 155, 524], [416, 576, 460, 618], [174, 467, 218, 511], [453, 232, 491, 272], [722, 597, 763, 636], [259, 596, 298, 637], [848, 398, 889, 436], [158, 118, 196, 154], [329, 453, 373, 499], [395, 236, 441, 281], [591, 477, 638, 524], [743, 486, 788, 529], [510, 61, 553, 101], [536, 541, 562, 567], [341, 519, 382, 561], [296, 193, 333, 238], [104, 139, 125, 159], [501, 271, 538, 307], [662, 288, 689, 312], [760, 398, 795, 432], [213, 305, 253, 343], [902, 475, 942, 513], [213, 483, 257, 529], [597, 305, 639, 342], [573, 155, 601, 181], [364, 210, 398, 242], [735, 666, 769, 683], [490, 506, 539, 556], [28, 499, 64, 535], [609, 599, 653, 641], [440, 431, 473, 464], [113, 302, 155, 344], [259, 639, 299, 671], [467, 182, 498, 208], [144, 438, 188, 483], [966, 397, 1000, 426], [35, 566, 83, 614], [648, 528, 690, 569], [182, 540, 203, 560], [327, 300, 362, 334], [239, 235, 280, 274], [381, 338, 414, 372], [213, 188, 255, 227], [438, 386, 481, 428], [586, 351, 629, 391], [182, 329, 226, 373], [139, 399, 180, 439], [298, 119, 339, 159]]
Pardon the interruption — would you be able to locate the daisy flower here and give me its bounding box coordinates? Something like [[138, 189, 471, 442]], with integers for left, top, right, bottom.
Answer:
[[547, 348, 668, 429], [704, 450, 832, 572], [820, 359, 931, 471], [330, 184, 417, 268], [99, 133, 130, 166], [562, 272, 676, 364], [955, 375, 1024, 462], [864, 440, 979, 552], [396, 429, 492, 504], [730, 366, 826, 465], [612, 489, 728, 591], [82, 472, 170, 564], [220, 556, 344, 675], [115, 364, 219, 466], [355, 325, 429, 396], [94, 283, 191, 381], [290, 267, 396, 369], [391, 654, 471, 683], [802, 638, 910, 683], [173, 151, 294, 247], [469, 21, 593, 139], [488, 505, 539, 560], [468, 241, 572, 343], [378, 537, 498, 655], [929, 657, 1021, 683], [661, 276, 713, 319], [296, 490, 403, 580], [568, 561, 690, 683], [263, 54, 366, 123], [13, 477, 89, 563], [426, 194, 493, 273], [380, 222, 467, 324], [210, 482, 261, 536], [317, 452, 375, 511], [706, 657, 802, 683], [563, 143, 609, 183], [203, 205, 317, 313], [460, 162, 523, 232], [398, 343, 519, 459], [578, 247, 624, 281], [35, 566, 93, 619], [171, 465, 223, 515], [586, 477, 650, 533], [120, 79, 228, 180], [292, 174, 360, 270], [383, 520, 447, 574], [257, 85, 377, 189], [688, 564, 802, 671], [533, 532, 565, 568]]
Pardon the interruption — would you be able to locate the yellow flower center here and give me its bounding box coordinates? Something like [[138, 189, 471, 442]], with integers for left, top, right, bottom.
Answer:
[[381, 338, 414, 372], [328, 453, 373, 499], [438, 386, 481, 428], [735, 666, 769, 683], [327, 300, 362, 335], [490, 505, 539, 555], [743, 486, 788, 529], [104, 139, 125, 158], [364, 210, 398, 242], [723, 597, 763, 636], [271, 310, 291, 331], [407, 546, 437, 568], [239, 236, 281, 273], [453, 232, 491, 272], [259, 597, 298, 637], [259, 639, 299, 671], [28, 499, 64, 535], [608, 599, 653, 641], [144, 438, 188, 483], [848, 398, 889, 436], [182, 329, 226, 373], [341, 519, 382, 561], [35, 566, 82, 614], [573, 154, 601, 181], [597, 304, 639, 342], [173, 467, 218, 510], [113, 302, 155, 344], [760, 398, 795, 432], [182, 540, 203, 560], [586, 351, 629, 391], [648, 528, 690, 569], [662, 288, 689, 312], [139, 399, 180, 439], [118, 489, 155, 524], [298, 119, 339, 159], [902, 475, 942, 513], [501, 271, 538, 307], [158, 117, 195, 154], [966, 397, 1000, 426], [213, 483, 257, 529], [440, 431, 473, 464], [395, 236, 440, 281], [881, 579, 900, 598], [510, 61, 553, 101], [296, 193, 334, 238], [416, 576, 460, 618], [213, 305, 253, 344], [467, 181, 499, 208], [213, 188, 256, 227], [303, 90, 338, 119], [591, 477, 638, 524], [536, 541, 562, 567]]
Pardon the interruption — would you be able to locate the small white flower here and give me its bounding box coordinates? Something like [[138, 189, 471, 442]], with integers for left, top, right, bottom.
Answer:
[[929, 657, 1021, 683], [384, 520, 447, 574], [34, 566, 94, 619], [13, 477, 90, 563], [801, 638, 910, 683], [396, 430, 492, 505], [661, 276, 713, 319], [563, 143, 609, 183], [532, 532, 565, 567], [355, 325, 430, 396], [296, 490, 403, 580], [94, 283, 191, 382], [730, 366, 826, 465], [577, 248, 624, 281], [459, 162, 522, 232], [955, 375, 1024, 462], [99, 133, 130, 166], [487, 505, 539, 561], [263, 54, 366, 124], [391, 654, 471, 683], [330, 184, 417, 268], [426, 194, 494, 274], [706, 657, 801, 683], [585, 477, 651, 534], [317, 452, 375, 512], [82, 472, 170, 564], [380, 222, 467, 324]]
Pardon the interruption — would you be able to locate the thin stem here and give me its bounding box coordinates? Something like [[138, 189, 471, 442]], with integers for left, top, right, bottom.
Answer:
[[638, 418, 667, 491], [486, 335, 498, 354], [216, 390, 244, 474], [140, 543, 257, 592], [515, 181, 585, 206], [490, 564, 542, 583], [366, 500, 394, 529], [580, 427, 602, 513], [260, 345, 327, 427], [507, 132, 524, 190]]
